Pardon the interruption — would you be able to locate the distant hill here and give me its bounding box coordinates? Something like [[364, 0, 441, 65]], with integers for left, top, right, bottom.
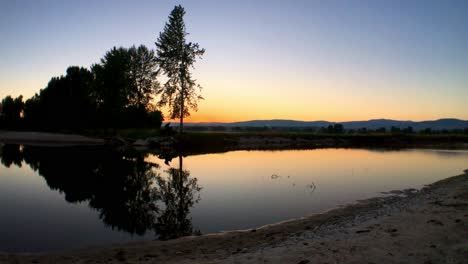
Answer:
[[342, 118, 468, 130], [169, 118, 468, 131], [229, 119, 331, 128]]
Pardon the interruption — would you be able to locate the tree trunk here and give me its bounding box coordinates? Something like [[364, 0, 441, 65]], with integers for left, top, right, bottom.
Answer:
[[179, 69, 185, 133], [180, 93, 184, 133]]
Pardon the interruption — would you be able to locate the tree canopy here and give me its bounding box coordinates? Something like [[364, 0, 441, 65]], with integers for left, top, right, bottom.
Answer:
[[0, 95, 24, 128], [2, 46, 163, 131]]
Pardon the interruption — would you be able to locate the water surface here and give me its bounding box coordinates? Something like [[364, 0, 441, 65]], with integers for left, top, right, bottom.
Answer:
[[0, 145, 467, 252]]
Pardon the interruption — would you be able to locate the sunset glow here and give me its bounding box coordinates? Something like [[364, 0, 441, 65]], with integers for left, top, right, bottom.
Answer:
[[1, 0, 467, 122]]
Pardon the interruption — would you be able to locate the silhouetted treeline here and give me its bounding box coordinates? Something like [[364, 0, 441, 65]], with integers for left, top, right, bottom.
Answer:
[[184, 124, 468, 134], [1, 45, 163, 131], [1, 5, 207, 134]]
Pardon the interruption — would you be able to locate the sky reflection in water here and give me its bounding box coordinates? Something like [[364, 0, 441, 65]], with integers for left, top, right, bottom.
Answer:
[[0, 145, 467, 252]]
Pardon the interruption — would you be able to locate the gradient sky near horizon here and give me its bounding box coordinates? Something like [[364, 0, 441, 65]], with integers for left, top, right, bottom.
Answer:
[[1, 0, 467, 122]]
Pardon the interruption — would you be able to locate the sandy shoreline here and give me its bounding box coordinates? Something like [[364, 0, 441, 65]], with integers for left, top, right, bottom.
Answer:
[[0, 131, 105, 146], [1, 169, 467, 263]]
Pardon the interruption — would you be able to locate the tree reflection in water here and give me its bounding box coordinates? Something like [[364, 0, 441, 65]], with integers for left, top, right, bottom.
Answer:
[[155, 156, 202, 240], [0, 144, 23, 168], [0, 144, 201, 239]]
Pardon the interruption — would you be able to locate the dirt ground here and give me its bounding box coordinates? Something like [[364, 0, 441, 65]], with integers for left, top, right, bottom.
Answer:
[[1, 169, 467, 264]]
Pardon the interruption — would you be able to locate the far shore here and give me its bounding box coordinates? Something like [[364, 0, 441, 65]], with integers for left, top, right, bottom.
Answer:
[[1, 169, 467, 263], [1, 130, 468, 151]]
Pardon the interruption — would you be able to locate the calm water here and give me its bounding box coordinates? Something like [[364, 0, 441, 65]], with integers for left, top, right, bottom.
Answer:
[[0, 145, 467, 252]]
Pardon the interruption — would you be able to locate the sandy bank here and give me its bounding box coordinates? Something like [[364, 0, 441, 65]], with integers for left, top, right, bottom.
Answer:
[[1, 169, 467, 263], [0, 131, 105, 146]]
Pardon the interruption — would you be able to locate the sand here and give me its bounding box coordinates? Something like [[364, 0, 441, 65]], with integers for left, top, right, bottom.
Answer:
[[1, 169, 467, 264], [0, 131, 105, 146]]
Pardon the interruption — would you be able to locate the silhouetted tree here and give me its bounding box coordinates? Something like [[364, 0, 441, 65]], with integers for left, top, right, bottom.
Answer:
[[147, 109, 164, 128], [22, 67, 96, 130], [155, 5, 205, 133], [357, 127, 368, 134], [421, 128, 432, 134], [333, 123, 344, 134], [0, 95, 24, 128], [128, 45, 159, 110], [376, 127, 386, 133], [402, 126, 414, 134], [23, 93, 42, 128], [92, 46, 163, 129], [92, 47, 133, 128], [390, 126, 401, 133]]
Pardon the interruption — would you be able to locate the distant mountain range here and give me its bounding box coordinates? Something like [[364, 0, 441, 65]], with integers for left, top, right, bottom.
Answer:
[[168, 118, 468, 131]]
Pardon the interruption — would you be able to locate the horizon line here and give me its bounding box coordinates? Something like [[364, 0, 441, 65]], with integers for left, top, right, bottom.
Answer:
[[165, 117, 468, 124]]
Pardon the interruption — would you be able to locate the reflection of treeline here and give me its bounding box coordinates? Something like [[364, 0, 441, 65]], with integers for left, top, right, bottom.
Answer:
[[0, 144, 201, 239], [0, 45, 162, 131]]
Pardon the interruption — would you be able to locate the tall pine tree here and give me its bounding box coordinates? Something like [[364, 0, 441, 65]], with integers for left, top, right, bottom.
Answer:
[[155, 5, 205, 133]]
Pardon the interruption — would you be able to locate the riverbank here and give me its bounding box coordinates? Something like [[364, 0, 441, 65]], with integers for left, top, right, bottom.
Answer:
[[177, 131, 468, 149], [0, 131, 105, 146], [2, 169, 467, 263], [1, 130, 467, 151]]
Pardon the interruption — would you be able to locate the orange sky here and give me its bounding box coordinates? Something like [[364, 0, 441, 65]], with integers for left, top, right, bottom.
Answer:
[[167, 73, 468, 123]]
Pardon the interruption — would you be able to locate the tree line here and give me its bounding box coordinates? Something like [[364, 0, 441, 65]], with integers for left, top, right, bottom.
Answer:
[[1, 46, 162, 131], [184, 125, 468, 134], [0, 5, 203, 133]]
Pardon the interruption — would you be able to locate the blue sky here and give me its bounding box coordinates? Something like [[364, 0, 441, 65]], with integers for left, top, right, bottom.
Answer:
[[1, 0, 467, 121]]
